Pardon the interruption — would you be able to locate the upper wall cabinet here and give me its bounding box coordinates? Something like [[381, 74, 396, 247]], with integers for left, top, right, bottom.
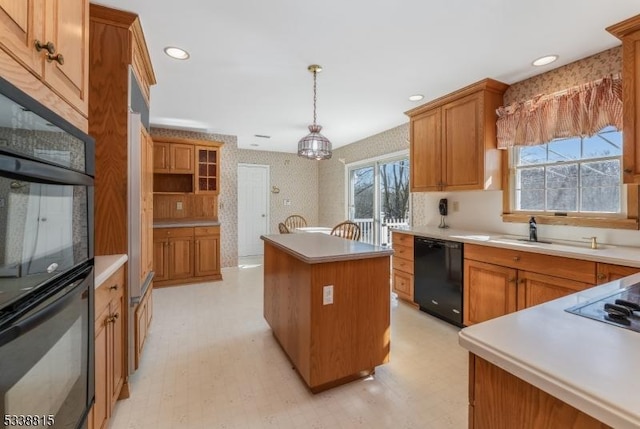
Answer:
[[405, 78, 509, 192], [608, 14, 640, 184], [0, 0, 89, 131], [153, 141, 194, 174]]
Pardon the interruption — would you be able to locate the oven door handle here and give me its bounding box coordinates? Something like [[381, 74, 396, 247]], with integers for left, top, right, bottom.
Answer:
[[0, 266, 92, 347]]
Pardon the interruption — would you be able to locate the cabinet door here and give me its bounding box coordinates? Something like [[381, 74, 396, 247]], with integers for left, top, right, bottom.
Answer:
[[464, 259, 517, 326], [0, 0, 44, 77], [171, 143, 194, 173], [134, 296, 147, 370], [43, 0, 89, 115], [140, 127, 154, 280], [195, 146, 220, 193], [392, 269, 413, 302], [153, 142, 171, 172], [410, 109, 441, 191], [443, 92, 482, 190], [169, 237, 194, 279], [596, 263, 640, 284], [93, 305, 109, 429], [110, 296, 125, 407], [194, 234, 220, 276], [517, 271, 593, 310], [153, 238, 169, 282]]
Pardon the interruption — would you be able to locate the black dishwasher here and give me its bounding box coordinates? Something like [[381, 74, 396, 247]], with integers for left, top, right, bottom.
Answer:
[[414, 237, 464, 327]]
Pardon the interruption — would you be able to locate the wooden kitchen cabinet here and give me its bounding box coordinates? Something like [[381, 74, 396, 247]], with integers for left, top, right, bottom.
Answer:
[[469, 353, 610, 429], [596, 262, 640, 284], [194, 226, 221, 276], [464, 244, 596, 325], [195, 145, 221, 194], [608, 15, 640, 184], [405, 78, 508, 192], [153, 140, 194, 173], [93, 265, 126, 429], [0, 0, 89, 131], [154, 226, 221, 287], [391, 231, 415, 302], [134, 283, 153, 369]]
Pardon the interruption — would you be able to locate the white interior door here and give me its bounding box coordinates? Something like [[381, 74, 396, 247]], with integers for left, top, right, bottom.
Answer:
[[238, 164, 269, 257]]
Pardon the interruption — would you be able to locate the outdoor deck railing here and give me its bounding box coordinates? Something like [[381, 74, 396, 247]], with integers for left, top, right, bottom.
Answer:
[[352, 217, 409, 245]]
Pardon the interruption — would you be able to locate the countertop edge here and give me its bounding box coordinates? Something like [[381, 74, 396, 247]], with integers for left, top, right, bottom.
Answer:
[[153, 221, 221, 228], [261, 235, 393, 264], [458, 330, 640, 429], [94, 254, 128, 288]]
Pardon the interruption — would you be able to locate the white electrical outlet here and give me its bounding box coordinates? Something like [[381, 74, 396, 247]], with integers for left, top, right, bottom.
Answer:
[[323, 285, 334, 305], [176, 201, 183, 210], [452, 201, 459, 212], [284, 199, 291, 206]]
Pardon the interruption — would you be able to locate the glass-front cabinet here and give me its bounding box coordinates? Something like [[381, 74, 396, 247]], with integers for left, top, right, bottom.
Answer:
[[196, 145, 220, 194]]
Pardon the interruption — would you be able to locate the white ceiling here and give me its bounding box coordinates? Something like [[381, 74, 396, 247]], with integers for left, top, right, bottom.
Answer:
[[95, 0, 640, 153]]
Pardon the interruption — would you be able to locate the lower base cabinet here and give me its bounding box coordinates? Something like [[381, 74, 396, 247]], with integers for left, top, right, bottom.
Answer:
[[93, 265, 126, 429], [463, 244, 596, 326], [134, 284, 153, 369], [469, 353, 610, 429], [391, 232, 415, 302], [153, 225, 221, 287]]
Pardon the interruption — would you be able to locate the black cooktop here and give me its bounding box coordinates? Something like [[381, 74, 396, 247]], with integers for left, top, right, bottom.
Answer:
[[565, 283, 640, 333]]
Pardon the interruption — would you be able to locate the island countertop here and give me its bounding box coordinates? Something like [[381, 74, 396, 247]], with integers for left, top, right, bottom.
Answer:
[[458, 272, 640, 429], [260, 233, 393, 264]]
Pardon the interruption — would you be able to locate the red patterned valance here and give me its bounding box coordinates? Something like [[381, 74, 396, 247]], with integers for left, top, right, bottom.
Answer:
[[496, 75, 622, 149]]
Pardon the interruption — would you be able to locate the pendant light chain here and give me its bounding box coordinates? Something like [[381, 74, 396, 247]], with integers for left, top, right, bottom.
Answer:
[[312, 68, 317, 125]]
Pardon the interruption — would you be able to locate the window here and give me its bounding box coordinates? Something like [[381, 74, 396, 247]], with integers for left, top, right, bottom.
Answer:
[[512, 126, 622, 215]]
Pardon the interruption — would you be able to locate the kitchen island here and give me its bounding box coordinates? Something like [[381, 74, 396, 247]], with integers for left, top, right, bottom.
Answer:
[[261, 233, 393, 392], [459, 272, 640, 429]]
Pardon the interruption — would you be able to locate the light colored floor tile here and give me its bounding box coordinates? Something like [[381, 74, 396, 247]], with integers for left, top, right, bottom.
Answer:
[[110, 257, 467, 429]]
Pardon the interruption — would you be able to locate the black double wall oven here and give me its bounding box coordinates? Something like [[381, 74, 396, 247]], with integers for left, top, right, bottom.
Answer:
[[0, 77, 94, 429]]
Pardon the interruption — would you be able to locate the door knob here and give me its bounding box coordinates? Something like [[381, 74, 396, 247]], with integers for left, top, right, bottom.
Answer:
[[261, 214, 266, 217]]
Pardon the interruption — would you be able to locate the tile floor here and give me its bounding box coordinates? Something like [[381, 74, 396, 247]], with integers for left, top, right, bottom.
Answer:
[[110, 257, 468, 429]]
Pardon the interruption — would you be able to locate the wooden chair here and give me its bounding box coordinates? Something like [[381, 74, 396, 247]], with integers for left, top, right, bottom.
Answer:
[[330, 221, 361, 241], [278, 222, 290, 234], [284, 214, 307, 230]]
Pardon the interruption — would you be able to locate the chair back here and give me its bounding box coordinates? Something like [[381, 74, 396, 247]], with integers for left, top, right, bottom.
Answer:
[[330, 221, 361, 241], [284, 214, 307, 230], [278, 222, 290, 234]]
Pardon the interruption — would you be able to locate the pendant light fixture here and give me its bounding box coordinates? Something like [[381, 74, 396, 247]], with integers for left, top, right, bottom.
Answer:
[[297, 64, 332, 160]]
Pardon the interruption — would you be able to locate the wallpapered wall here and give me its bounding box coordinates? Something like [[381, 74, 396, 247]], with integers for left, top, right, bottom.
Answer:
[[237, 149, 319, 234], [317, 124, 409, 227]]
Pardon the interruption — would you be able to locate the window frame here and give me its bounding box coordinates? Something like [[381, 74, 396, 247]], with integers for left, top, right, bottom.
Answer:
[[502, 141, 640, 230]]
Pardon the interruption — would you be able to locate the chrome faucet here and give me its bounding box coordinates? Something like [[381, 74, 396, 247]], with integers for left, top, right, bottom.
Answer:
[[529, 216, 538, 242]]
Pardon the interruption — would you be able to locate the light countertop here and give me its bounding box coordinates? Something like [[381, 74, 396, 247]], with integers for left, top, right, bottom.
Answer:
[[154, 220, 220, 228], [458, 273, 640, 429], [94, 254, 128, 288], [261, 233, 393, 264], [392, 225, 640, 268]]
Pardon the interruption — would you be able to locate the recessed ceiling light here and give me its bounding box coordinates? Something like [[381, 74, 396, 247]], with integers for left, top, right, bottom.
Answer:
[[254, 134, 271, 139], [250, 143, 259, 147], [408, 94, 424, 102], [164, 46, 190, 60], [532, 55, 558, 67]]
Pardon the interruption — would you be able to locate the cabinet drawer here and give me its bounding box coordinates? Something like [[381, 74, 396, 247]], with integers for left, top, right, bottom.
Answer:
[[392, 232, 414, 249], [465, 244, 596, 284], [392, 269, 414, 301], [393, 256, 414, 274], [194, 226, 220, 236], [393, 244, 414, 261], [153, 227, 194, 239], [95, 266, 125, 316]]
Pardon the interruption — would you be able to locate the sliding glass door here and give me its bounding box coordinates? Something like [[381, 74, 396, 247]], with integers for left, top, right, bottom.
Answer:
[[348, 153, 410, 245]]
